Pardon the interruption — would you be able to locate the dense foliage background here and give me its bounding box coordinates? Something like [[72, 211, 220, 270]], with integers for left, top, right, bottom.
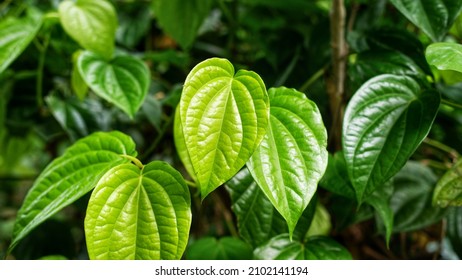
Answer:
[[2, 0, 462, 260]]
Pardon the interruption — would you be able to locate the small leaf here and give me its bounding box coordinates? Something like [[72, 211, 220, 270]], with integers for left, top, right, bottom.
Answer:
[[59, 0, 117, 59], [186, 237, 253, 260], [305, 202, 331, 239], [173, 108, 196, 182], [254, 234, 352, 260], [247, 87, 328, 236], [446, 207, 462, 258], [178, 57, 269, 198], [0, 8, 42, 73], [85, 161, 191, 260], [78, 51, 150, 118], [320, 152, 356, 200], [433, 158, 462, 207], [71, 51, 88, 100], [389, 0, 462, 42], [426, 42, 462, 74], [343, 74, 440, 204], [152, 0, 213, 49], [9, 131, 137, 251]]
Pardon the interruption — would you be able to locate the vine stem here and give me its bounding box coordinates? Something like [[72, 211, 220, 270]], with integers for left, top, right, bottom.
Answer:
[[185, 180, 197, 188], [441, 98, 462, 110], [120, 155, 144, 169], [299, 64, 327, 93]]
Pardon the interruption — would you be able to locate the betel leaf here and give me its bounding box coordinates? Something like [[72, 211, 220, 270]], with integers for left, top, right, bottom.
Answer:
[[152, 0, 213, 49], [247, 87, 327, 236], [446, 207, 462, 258], [0, 8, 42, 74], [186, 237, 253, 260], [342, 74, 440, 204], [226, 168, 317, 247], [178, 58, 269, 198], [253, 234, 352, 260], [319, 152, 355, 200], [389, 0, 462, 42], [58, 0, 117, 59], [71, 51, 88, 100], [78, 51, 150, 119], [433, 158, 462, 207], [173, 108, 197, 183], [85, 161, 191, 260], [366, 181, 394, 246], [9, 131, 137, 251], [426, 42, 462, 74]]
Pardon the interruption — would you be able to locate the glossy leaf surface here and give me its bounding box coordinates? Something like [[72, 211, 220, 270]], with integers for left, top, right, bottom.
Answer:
[[10, 131, 137, 251], [343, 74, 440, 203], [78, 51, 150, 118], [389, 0, 462, 42], [178, 58, 269, 198], [59, 0, 117, 59], [433, 158, 462, 207], [173, 108, 197, 182], [0, 9, 42, 73], [426, 42, 462, 74], [85, 161, 191, 260], [186, 237, 253, 260], [254, 234, 352, 260], [247, 87, 327, 236]]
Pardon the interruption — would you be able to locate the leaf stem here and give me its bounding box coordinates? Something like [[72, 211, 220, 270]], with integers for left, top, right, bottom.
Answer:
[[120, 154, 144, 169], [420, 159, 451, 170], [441, 98, 462, 110], [423, 138, 459, 159], [185, 180, 197, 188], [299, 64, 327, 92]]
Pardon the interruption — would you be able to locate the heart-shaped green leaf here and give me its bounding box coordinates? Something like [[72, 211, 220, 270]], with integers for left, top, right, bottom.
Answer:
[[342, 74, 440, 204], [247, 87, 327, 236], [186, 237, 253, 260], [59, 0, 117, 59], [426, 42, 462, 74], [320, 152, 356, 199], [389, 0, 462, 42], [178, 57, 269, 198], [78, 51, 150, 119], [433, 158, 462, 207], [0, 8, 42, 73], [85, 161, 191, 260], [9, 131, 137, 251], [253, 234, 352, 260]]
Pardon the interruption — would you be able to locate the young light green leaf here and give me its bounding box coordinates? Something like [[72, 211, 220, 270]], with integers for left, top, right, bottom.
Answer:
[[0, 8, 42, 74], [152, 0, 213, 49], [173, 108, 197, 183], [78, 51, 150, 119], [426, 42, 462, 74], [389, 0, 462, 42], [85, 161, 191, 260], [71, 51, 88, 100], [247, 87, 328, 236], [186, 237, 253, 260], [9, 131, 137, 251], [342, 74, 440, 204], [365, 182, 394, 246], [253, 234, 352, 260], [59, 0, 117, 59], [178, 57, 269, 198], [433, 158, 462, 207]]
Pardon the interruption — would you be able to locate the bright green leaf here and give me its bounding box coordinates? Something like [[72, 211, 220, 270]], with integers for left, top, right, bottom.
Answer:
[[78, 51, 150, 119], [254, 234, 352, 260], [152, 0, 213, 49], [433, 158, 462, 207], [186, 237, 253, 260], [116, 4, 151, 49], [426, 42, 462, 74], [0, 8, 42, 73], [342, 74, 440, 204], [173, 108, 197, 183], [389, 0, 462, 42], [247, 87, 327, 236], [9, 131, 137, 251], [71, 51, 88, 100], [85, 161, 191, 260], [58, 0, 117, 59], [178, 57, 269, 198]]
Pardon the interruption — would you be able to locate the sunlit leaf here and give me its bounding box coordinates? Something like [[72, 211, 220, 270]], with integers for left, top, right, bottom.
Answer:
[[433, 158, 462, 207]]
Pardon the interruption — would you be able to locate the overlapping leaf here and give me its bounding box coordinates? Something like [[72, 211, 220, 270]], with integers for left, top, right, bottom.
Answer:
[[342, 74, 440, 204], [78, 51, 150, 118], [0, 8, 42, 73], [85, 161, 191, 260], [426, 42, 462, 74], [186, 237, 253, 260], [59, 0, 117, 59], [247, 87, 327, 236], [433, 158, 462, 207], [9, 131, 137, 251], [178, 57, 269, 198]]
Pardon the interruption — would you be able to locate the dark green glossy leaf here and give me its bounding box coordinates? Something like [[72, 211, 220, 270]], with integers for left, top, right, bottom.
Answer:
[[343, 74, 440, 203], [426, 42, 462, 75], [116, 4, 151, 48], [389, 0, 462, 42], [177, 58, 269, 198], [433, 158, 462, 207], [254, 234, 352, 260], [59, 0, 117, 59], [10, 131, 137, 251], [320, 152, 355, 200], [186, 237, 253, 260], [247, 87, 327, 236], [0, 9, 42, 73], [78, 51, 150, 118], [446, 207, 462, 258], [152, 0, 213, 49], [85, 161, 191, 260]]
